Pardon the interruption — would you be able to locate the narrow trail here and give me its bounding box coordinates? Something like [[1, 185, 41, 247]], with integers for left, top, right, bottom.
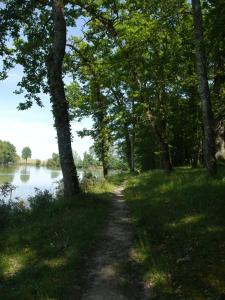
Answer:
[[82, 186, 145, 300]]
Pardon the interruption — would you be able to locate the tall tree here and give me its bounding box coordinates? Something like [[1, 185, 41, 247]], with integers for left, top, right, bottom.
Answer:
[[21, 147, 32, 164], [47, 0, 79, 196], [0, 1, 80, 196], [192, 0, 216, 175]]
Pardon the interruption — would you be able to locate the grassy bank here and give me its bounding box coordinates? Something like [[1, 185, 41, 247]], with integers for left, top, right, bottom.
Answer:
[[0, 180, 117, 300], [124, 167, 225, 299]]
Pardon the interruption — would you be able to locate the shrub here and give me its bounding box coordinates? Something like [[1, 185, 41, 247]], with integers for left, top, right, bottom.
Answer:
[[80, 172, 97, 191], [28, 189, 54, 210]]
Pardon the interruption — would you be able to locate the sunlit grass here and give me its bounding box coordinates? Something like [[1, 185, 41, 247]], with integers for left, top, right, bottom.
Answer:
[[124, 167, 225, 299], [0, 179, 119, 300]]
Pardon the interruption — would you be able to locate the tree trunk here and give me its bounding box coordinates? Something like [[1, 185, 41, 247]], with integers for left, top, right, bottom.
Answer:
[[192, 0, 216, 176], [103, 161, 108, 178], [47, 0, 79, 197], [154, 125, 172, 173], [213, 53, 225, 159], [124, 124, 134, 172], [130, 131, 135, 172], [94, 82, 110, 178]]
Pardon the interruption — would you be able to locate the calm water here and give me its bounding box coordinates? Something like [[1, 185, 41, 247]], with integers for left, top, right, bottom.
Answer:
[[0, 165, 104, 201]]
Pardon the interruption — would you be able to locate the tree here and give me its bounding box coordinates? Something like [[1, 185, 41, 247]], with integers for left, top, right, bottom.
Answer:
[[192, 0, 217, 176], [46, 153, 60, 168], [66, 41, 112, 177], [73, 151, 82, 168], [0, 140, 17, 164], [1, 0, 224, 179], [82, 148, 100, 169], [47, 0, 80, 196], [0, 0, 80, 197], [21, 147, 32, 164]]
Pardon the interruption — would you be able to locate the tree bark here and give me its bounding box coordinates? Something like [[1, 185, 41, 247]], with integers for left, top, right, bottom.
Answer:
[[154, 124, 172, 173], [192, 0, 216, 176], [213, 53, 225, 159], [47, 0, 79, 197], [94, 82, 110, 178], [124, 124, 134, 172]]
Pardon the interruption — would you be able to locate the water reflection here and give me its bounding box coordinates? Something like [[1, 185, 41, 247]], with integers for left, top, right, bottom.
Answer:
[[50, 170, 61, 179], [20, 167, 30, 183], [0, 165, 111, 201], [0, 165, 63, 200], [0, 165, 15, 184]]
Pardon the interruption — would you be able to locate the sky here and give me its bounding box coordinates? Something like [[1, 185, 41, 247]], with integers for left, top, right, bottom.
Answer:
[[0, 67, 93, 160], [0, 19, 93, 160]]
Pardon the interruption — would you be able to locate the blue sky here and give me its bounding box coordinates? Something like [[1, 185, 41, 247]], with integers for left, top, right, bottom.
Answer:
[[0, 19, 93, 160]]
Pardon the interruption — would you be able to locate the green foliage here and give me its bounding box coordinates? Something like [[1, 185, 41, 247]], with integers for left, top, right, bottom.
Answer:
[[46, 153, 60, 168], [124, 168, 225, 298], [80, 172, 97, 192], [73, 151, 82, 168], [2, 0, 224, 175], [21, 147, 31, 162], [82, 147, 100, 169], [0, 140, 17, 164]]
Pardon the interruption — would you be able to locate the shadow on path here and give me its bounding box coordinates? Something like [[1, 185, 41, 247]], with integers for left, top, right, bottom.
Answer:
[[82, 187, 145, 300]]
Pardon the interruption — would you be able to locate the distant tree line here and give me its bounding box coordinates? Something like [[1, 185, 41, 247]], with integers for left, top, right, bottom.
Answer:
[[46, 147, 124, 170]]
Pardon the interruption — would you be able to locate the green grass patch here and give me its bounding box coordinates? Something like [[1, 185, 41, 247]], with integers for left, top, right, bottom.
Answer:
[[124, 167, 225, 299], [0, 180, 117, 300]]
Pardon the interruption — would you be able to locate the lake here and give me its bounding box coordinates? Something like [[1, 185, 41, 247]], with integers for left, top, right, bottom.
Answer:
[[0, 165, 104, 201]]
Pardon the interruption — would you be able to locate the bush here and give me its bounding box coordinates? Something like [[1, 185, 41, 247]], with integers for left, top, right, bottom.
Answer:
[[0, 182, 16, 201], [0, 199, 11, 229], [80, 171, 97, 191], [28, 189, 54, 210]]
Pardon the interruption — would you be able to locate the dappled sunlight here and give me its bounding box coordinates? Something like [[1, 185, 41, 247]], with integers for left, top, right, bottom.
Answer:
[[124, 168, 225, 299], [167, 214, 205, 228], [145, 268, 169, 290], [154, 181, 177, 193], [207, 225, 225, 233], [130, 246, 149, 264], [1, 254, 25, 278], [44, 257, 68, 269], [0, 179, 116, 299]]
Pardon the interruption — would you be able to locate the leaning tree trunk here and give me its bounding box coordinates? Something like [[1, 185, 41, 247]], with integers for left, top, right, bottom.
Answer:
[[192, 0, 216, 176], [47, 0, 79, 197]]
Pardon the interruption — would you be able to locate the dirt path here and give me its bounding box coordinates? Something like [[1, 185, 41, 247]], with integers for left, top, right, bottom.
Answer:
[[82, 186, 145, 300]]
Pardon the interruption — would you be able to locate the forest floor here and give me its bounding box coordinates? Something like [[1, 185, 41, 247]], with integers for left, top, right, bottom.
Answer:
[[82, 186, 146, 300]]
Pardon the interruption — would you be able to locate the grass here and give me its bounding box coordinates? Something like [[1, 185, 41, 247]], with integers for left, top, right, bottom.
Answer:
[[0, 179, 117, 300], [124, 167, 225, 299]]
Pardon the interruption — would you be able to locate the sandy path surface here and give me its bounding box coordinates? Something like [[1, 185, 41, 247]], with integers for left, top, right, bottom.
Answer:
[[82, 186, 145, 300]]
